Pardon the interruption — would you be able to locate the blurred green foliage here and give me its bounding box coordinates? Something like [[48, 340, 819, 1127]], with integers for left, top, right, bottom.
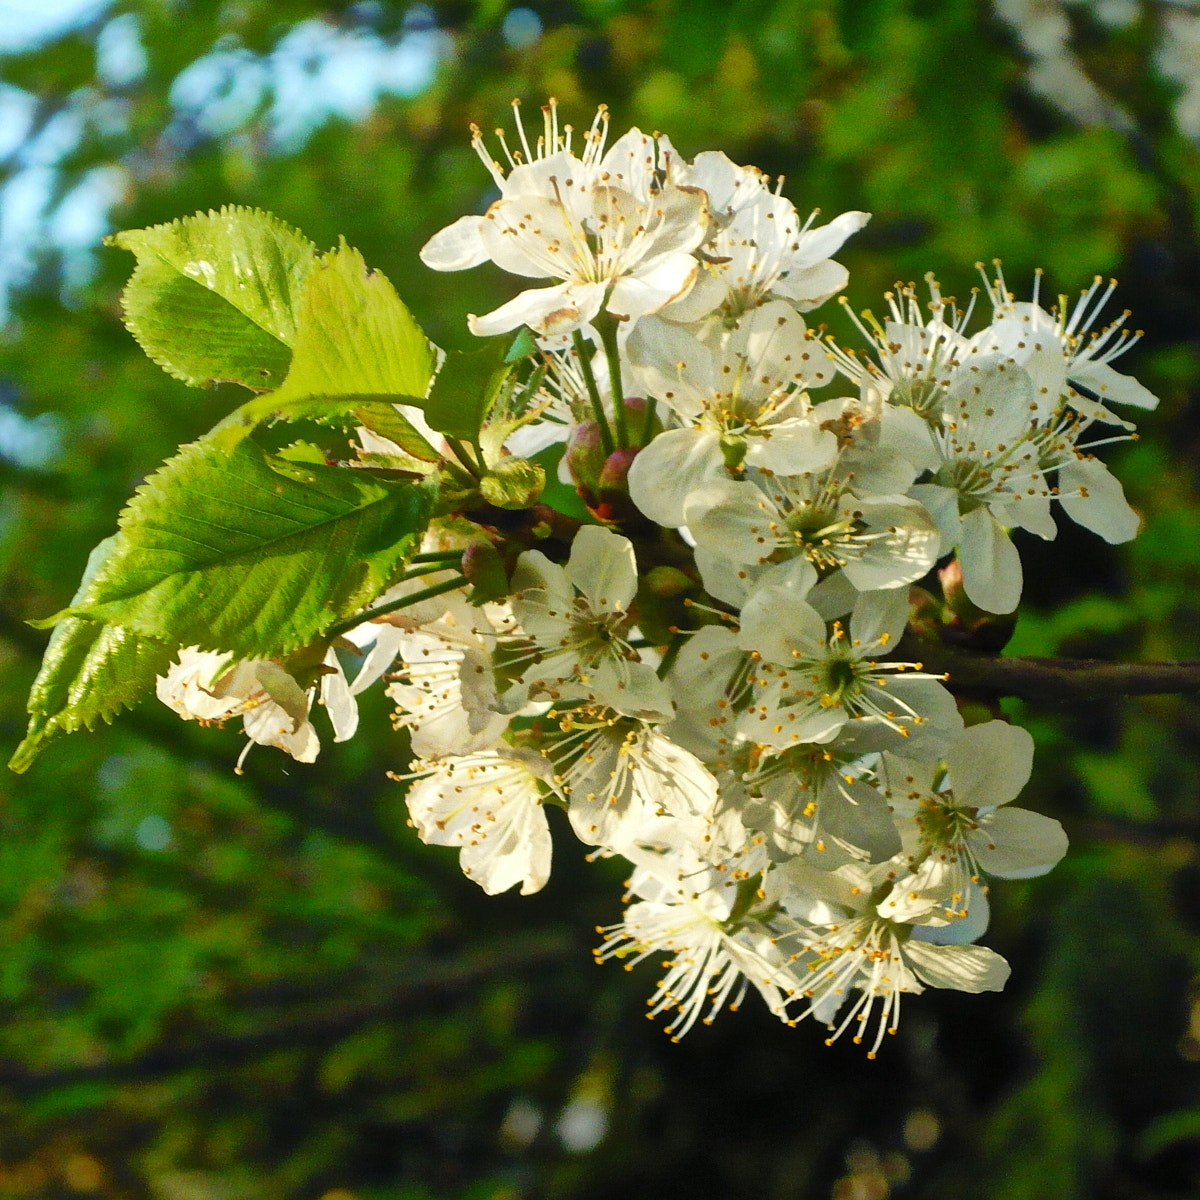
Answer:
[[3, 1, 1200, 1197]]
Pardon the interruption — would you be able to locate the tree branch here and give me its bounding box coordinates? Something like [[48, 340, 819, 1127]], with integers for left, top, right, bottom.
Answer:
[[898, 633, 1200, 702], [0, 931, 575, 1091]]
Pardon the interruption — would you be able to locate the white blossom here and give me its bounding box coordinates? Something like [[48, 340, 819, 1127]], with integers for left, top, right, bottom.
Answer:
[[626, 302, 838, 526], [543, 704, 722, 852], [662, 157, 870, 324], [509, 525, 672, 718], [156, 646, 358, 766], [595, 851, 798, 1039], [736, 587, 961, 752], [404, 748, 558, 896], [878, 721, 1068, 927], [386, 602, 511, 760], [685, 465, 938, 597], [770, 860, 1011, 1056], [421, 101, 710, 338]]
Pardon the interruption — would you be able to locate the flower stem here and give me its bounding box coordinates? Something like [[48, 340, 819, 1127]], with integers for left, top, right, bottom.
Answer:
[[573, 330, 615, 456], [326, 574, 468, 638], [656, 631, 686, 680], [411, 549, 466, 564], [445, 436, 482, 479], [640, 397, 657, 447], [597, 315, 628, 449]]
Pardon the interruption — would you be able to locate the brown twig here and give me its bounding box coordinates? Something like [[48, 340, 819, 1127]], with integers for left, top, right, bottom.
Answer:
[[898, 632, 1200, 702]]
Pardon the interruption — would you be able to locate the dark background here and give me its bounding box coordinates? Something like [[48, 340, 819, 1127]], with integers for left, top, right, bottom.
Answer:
[[3, 1, 1200, 1196]]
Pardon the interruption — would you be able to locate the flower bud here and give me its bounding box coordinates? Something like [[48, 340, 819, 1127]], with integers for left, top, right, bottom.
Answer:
[[598, 447, 639, 494], [565, 421, 607, 497], [462, 541, 509, 604], [643, 565, 693, 598]]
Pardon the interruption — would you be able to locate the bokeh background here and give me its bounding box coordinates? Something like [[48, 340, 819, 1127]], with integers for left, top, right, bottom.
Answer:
[[3, 1, 1200, 1196]]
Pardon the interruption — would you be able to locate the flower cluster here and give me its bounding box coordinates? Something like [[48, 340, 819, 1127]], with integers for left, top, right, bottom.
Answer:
[[156, 100, 1156, 1052]]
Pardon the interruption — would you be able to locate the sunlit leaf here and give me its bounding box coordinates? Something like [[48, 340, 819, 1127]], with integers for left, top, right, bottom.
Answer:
[[10, 537, 177, 772], [110, 207, 317, 389], [420, 341, 511, 443], [213, 241, 438, 453], [55, 438, 433, 657]]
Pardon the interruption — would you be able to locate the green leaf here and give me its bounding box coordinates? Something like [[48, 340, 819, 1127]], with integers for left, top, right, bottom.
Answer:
[[10, 537, 178, 773], [213, 241, 437, 453], [215, 393, 439, 462], [505, 327, 538, 363], [531, 444, 590, 521], [421, 342, 511, 443], [279, 241, 435, 399], [353, 401, 441, 461], [276, 441, 328, 465], [58, 438, 433, 658], [109, 207, 317, 390]]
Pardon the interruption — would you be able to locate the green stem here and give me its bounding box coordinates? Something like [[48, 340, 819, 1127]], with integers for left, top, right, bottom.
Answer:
[[597, 315, 628, 449], [656, 631, 686, 680], [327, 575, 467, 639], [639, 396, 657, 447], [411, 549, 466, 564], [573, 330, 615, 457], [445, 436, 482, 479]]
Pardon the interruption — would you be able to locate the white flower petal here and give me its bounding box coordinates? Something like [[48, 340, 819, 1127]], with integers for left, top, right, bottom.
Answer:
[[685, 479, 776, 564], [743, 420, 838, 475], [972, 807, 1069, 879], [608, 252, 699, 321], [1058, 456, 1140, 543], [848, 588, 909, 648], [406, 751, 554, 896], [880, 405, 942, 473], [320, 651, 359, 742], [468, 280, 606, 338], [958, 506, 1023, 614], [772, 257, 848, 310], [566, 525, 638, 612], [910, 886, 991, 944], [627, 428, 724, 527], [997, 491, 1057, 541], [1071, 360, 1160, 410], [903, 940, 1011, 993], [738, 586, 826, 663], [511, 550, 575, 639], [626, 317, 715, 417], [693, 546, 753, 608], [791, 210, 871, 266], [419, 214, 489, 271], [946, 720, 1034, 810], [243, 703, 319, 762], [657, 268, 727, 323]]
